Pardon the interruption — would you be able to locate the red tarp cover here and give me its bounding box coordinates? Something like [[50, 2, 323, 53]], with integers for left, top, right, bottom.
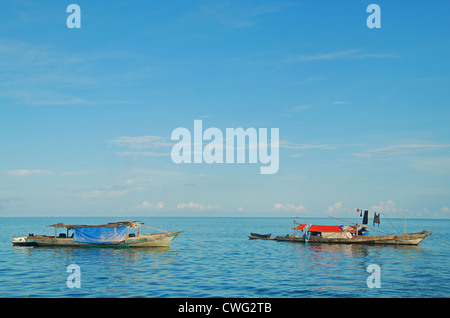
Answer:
[[296, 224, 355, 233]]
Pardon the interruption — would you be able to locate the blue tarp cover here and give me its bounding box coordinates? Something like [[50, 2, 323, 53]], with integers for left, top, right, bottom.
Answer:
[[73, 226, 128, 243]]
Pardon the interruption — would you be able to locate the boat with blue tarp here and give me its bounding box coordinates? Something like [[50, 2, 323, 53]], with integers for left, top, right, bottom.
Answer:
[[11, 220, 182, 248]]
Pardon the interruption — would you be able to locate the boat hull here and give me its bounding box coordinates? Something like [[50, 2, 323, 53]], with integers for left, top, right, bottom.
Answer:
[[274, 230, 432, 245], [12, 232, 182, 248], [11, 236, 38, 246], [248, 233, 273, 240]]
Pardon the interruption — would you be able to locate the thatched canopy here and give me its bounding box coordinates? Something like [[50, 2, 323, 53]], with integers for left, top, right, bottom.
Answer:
[[47, 221, 141, 229]]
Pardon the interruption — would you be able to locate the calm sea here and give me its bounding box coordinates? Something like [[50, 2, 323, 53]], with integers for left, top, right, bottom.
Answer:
[[0, 217, 449, 298]]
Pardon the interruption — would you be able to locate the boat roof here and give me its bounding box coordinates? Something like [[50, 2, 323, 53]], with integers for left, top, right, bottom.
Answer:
[[297, 223, 356, 233], [47, 221, 140, 229]]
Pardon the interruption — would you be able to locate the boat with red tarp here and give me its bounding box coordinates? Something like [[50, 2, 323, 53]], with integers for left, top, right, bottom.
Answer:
[[250, 210, 432, 245]]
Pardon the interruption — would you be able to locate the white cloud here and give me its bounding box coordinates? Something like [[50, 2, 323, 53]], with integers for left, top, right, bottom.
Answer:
[[33, 99, 137, 106], [0, 41, 143, 106], [356, 54, 400, 59], [116, 151, 171, 157], [6, 169, 52, 176], [371, 200, 397, 212], [176, 201, 220, 211], [288, 153, 304, 158], [82, 189, 128, 200], [368, 144, 450, 155], [292, 76, 327, 86], [135, 201, 164, 210], [282, 49, 400, 64], [279, 140, 331, 150], [351, 153, 372, 158], [276, 173, 306, 181], [194, 2, 289, 30], [61, 170, 95, 176], [108, 136, 173, 157], [328, 202, 343, 213], [410, 157, 450, 176], [352, 144, 450, 160], [290, 105, 311, 112], [440, 206, 450, 214], [107, 136, 172, 149], [283, 49, 359, 63], [273, 203, 305, 211]]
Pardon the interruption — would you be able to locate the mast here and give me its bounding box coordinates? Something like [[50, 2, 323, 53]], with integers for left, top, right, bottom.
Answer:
[[404, 211, 406, 234], [356, 209, 359, 236]]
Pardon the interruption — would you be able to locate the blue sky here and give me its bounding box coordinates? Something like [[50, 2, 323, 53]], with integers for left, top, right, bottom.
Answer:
[[0, 0, 449, 218]]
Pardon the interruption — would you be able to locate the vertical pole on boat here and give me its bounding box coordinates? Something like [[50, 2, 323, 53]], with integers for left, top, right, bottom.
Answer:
[[356, 210, 359, 236], [404, 211, 406, 234]]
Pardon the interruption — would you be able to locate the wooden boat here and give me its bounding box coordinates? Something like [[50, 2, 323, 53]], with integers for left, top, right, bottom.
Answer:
[[274, 230, 432, 245], [248, 233, 273, 240], [249, 211, 432, 246], [11, 220, 182, 248]]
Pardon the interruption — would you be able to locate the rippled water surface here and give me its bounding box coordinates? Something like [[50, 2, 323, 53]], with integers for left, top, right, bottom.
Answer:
[[0, 217, 449, 297]]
